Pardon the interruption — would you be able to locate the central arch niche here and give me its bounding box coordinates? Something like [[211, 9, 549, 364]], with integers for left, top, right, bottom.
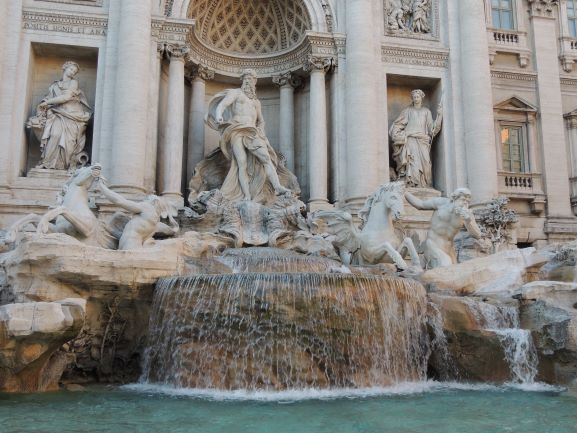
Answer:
[[187, 0, 312, 55]]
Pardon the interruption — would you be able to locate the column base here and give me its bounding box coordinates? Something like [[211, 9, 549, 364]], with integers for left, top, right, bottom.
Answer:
[[161, 192, 184, 210], [308, 199, 333, 212]]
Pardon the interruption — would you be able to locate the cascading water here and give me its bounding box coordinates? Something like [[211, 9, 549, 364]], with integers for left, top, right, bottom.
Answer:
[[427, 301, 455, 380], [141, 250, 430, 391], [462, 297, 539, 384]]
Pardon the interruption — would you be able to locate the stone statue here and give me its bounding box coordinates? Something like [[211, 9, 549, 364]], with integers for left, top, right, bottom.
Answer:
[[405, 187, 482, 269], [412, 0, 431, 33], [26, 61, 92, 171], [387, 0, 411, 31], [205, 69, 291, 203], [314, 182, 421, 270], [3, 164, 116, 249], [98, 181, 179, 250], [389, 89, 442, 188]]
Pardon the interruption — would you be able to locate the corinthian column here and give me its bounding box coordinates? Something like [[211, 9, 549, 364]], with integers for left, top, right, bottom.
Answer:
[[159, 44, 189, 208], [0, 0, 23, 191], [110, 0, 153, 194], [187, 65, 213, 182], [458, 0, 499, 204], [344, 0, 382, 211], [305, 56, 333, 211], [273, 72, 302, 173], [529, 0, 573, 218]]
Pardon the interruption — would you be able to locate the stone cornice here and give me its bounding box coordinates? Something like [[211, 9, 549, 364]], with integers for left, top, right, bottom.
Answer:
[[491, 70, 538, 82], [381, 45, 449, 68], [561, 77, 577, 86], [152, 17, 194, 44], [22, 9, 108, 36]]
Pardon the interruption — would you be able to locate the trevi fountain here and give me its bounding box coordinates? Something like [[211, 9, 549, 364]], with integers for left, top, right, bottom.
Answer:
[[1, 1, 577, 432]]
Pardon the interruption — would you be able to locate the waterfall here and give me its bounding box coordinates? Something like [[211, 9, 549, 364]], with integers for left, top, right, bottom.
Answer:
[[492, 329, 538, 384], [462, 298, 538, 384], [427, 302, 455, 380], [141, 265, 429, 391]]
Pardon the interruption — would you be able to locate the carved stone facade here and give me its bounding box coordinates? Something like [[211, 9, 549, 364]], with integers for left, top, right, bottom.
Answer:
[[1, 0, 577, 248]]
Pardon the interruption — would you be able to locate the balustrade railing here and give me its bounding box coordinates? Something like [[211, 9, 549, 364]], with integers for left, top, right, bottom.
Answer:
[[498, 172, 543, 195]]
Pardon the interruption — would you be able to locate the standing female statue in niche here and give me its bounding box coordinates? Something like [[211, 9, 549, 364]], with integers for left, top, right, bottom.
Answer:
[[389, 89, 442, 188], [27, 61, 92, 171]]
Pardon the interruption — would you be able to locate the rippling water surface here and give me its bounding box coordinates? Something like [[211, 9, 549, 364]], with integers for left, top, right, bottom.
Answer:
[[1, 382, 576, 433]]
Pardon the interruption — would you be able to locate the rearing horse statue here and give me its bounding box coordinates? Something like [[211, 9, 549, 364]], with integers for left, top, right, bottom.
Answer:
[[3, 164, 114, 249], [314, 182, 421, 270]]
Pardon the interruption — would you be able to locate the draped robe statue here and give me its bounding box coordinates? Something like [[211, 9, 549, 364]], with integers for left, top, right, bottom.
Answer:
[[205, 69, 293, 204], [389, 89, 442, 188], [27, 61, 92, 171]]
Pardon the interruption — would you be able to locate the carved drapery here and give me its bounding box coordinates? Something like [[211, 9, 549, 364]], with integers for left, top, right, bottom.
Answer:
[[384, 0, 439, 40]]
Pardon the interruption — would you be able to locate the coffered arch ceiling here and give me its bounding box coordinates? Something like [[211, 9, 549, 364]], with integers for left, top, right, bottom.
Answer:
[[186, 0, 313, 55]]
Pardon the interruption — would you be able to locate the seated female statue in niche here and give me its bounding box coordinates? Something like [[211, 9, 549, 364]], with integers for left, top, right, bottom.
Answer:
[[27, 61, 92, 171], [389, 89, 442, 188]]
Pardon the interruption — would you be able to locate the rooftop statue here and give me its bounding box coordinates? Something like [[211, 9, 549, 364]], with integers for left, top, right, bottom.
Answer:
[[405, 187, 482, 269], [26, 61, 92, 171], [205, 69, 292, 203], [389, 89, 442, 188], [314, 182, 421, 270]]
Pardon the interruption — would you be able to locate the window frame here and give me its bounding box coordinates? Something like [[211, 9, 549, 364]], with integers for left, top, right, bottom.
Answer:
[[499, 122, 529, 174], [491, 0, 516, 30], [568, 0, 577, 37]]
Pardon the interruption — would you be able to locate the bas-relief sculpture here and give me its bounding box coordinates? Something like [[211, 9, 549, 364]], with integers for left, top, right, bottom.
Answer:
[[387, 0, 432, 34], [26, 61, 92, 171], [314, 182, 421, 270], [390, 89, 442, 188], [406, 187, 482, 269]]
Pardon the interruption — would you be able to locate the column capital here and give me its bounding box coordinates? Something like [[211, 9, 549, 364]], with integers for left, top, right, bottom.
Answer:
[[528, 0, 559, 18], [186, 64, 214, 82], [565, 110, 577, 129], [304, 55, 335, 74], [272, 72, 302, 89], [165, 43, 190, 62]]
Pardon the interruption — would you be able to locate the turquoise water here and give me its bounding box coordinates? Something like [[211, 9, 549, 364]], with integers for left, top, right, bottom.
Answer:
[[1, 383, 576, 433]]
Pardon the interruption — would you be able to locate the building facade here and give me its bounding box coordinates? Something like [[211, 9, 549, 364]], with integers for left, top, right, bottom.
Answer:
[[1, 0, 577, 247]]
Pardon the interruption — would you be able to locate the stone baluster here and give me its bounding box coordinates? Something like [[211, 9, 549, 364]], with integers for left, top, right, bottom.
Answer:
[[344, 0, 382, 212], [187, 65, 214, 183], [458, 0, 499, 204], [110, 0, 153, 194], [528, 0, 573, 219], [305, 56, 333, 211], [272, 72, 302, 173], [159, 44, 189, 208]]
